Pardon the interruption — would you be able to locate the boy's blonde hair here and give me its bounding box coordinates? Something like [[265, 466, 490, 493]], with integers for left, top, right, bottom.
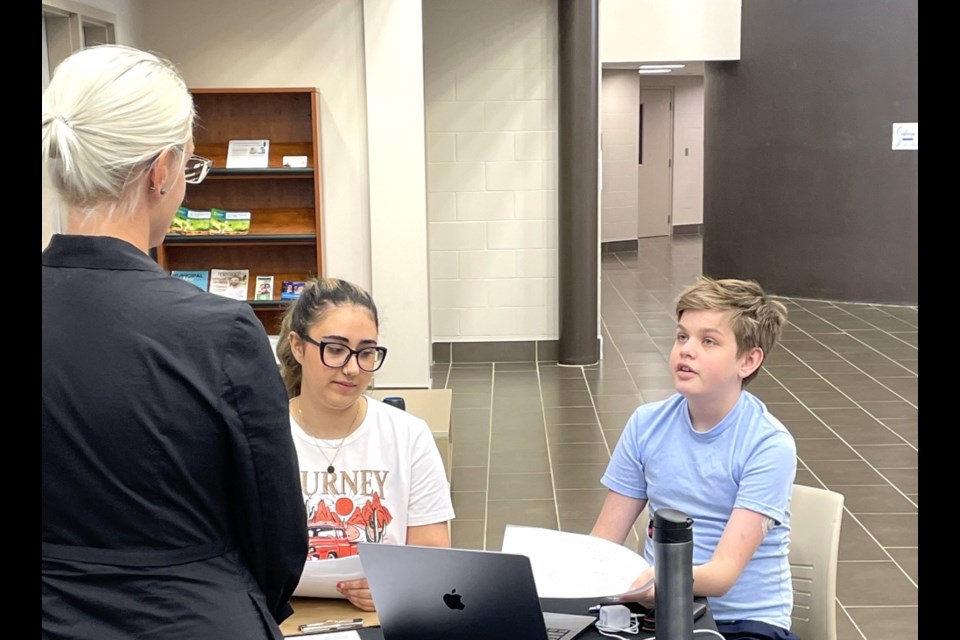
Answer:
[[675, 276, 788, 385]]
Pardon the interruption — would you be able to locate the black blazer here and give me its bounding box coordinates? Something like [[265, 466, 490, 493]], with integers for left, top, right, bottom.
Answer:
[[42, 235, 307, 640]]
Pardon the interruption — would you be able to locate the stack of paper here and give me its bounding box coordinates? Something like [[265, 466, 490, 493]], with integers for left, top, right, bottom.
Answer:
[[294, 556, 365, 599], [500, 525, 653, 601]]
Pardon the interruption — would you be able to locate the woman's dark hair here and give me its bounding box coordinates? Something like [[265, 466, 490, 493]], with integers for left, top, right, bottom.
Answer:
[[276, 278, 379, 397]]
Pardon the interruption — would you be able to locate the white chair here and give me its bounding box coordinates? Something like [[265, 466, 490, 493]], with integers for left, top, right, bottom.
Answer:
[[635, 484, 843, 639], [789, 483, 844, 640]]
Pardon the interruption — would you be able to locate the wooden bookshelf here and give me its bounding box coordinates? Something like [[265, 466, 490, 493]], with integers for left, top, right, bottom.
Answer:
[[156, 88, 323, 334]]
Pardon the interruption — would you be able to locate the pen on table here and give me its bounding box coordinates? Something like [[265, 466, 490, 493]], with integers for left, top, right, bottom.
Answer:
[[298, 617, 363, 633]]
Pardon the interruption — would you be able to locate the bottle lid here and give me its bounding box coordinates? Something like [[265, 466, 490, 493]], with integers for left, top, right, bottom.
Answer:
[[652, 508, 694, 543]]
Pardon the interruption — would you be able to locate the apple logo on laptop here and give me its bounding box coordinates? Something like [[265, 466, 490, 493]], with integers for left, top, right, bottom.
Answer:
[[443, 589, 465, 610]]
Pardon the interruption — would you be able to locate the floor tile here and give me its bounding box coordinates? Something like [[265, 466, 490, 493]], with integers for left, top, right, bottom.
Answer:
[[552, 463, 609, 490], [838, 513, 888, 561], [451, 519, 485, 550], [451, 491, 487, 519], [854, 514, 918, 547], [546, 424, 605, 443], [544, 406, 601, 425], [451, 392, 493, 409], [855, 444, 918, 468], [804, 460, 888, 485], [549, 442, 613, 464], [451, 466, 487, 492], [836, 561, 918, 605], [486, 500, 558, 536], [845, 606, 918, 639], [488, 449, 551, 473], [886, 548, 917, 584], [879, 468, 918, 494], [555, 488, 608, 519], [835, 604, 868, 640], [838, 485, 917, 514], [795, 437, 860, 461], [488, 472, 554, 500], [452, 443, 490, 466]]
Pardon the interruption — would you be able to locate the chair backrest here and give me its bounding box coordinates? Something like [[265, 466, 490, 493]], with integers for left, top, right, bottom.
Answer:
[[789, 483, 844, 640]]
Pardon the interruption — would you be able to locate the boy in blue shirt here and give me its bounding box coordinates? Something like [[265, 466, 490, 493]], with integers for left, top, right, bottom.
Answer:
[[592, 276, 798, 640]]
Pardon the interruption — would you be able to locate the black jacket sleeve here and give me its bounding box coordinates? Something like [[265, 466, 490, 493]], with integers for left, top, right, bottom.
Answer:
[[221, 309, 307, 623]]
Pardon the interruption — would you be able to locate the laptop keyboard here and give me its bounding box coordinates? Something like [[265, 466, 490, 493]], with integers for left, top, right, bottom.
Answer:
[[546, 628, 571, 640]]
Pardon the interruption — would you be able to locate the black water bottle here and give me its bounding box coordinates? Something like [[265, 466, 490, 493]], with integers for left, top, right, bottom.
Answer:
[[652, 508, 694, 640]]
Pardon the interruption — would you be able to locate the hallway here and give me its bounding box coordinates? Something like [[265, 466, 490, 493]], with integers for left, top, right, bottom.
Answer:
[[437, 235, 918, 640]]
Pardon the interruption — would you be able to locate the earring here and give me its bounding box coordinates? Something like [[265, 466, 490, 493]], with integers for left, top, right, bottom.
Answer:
[[159, 188, 167, 195]]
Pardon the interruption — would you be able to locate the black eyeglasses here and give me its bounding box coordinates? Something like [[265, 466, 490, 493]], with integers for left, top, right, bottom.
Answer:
[[300, 334, 388, 372]]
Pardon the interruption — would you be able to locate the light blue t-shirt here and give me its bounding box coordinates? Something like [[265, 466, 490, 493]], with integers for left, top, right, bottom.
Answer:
[[601, 391, 797, 629]]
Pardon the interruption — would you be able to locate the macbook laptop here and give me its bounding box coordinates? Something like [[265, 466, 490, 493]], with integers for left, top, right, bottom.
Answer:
[[359, 543, 596, 640]]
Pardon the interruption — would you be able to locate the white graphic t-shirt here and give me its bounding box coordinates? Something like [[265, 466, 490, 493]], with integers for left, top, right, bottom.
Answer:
[[290, 396, 454, 562]]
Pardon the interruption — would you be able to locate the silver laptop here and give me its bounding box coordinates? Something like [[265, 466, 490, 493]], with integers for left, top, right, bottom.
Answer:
[[359, 543, 596, 640]]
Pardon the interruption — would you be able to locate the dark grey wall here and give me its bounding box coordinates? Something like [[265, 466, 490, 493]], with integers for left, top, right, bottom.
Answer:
[[703, 1, 918, 304]]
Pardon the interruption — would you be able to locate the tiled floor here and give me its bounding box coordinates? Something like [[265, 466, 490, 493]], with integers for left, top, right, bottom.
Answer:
[[434, 235, 918, 640]]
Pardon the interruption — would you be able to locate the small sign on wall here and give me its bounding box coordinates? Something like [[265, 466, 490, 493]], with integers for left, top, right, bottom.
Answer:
[[892, 123, 918, 150]]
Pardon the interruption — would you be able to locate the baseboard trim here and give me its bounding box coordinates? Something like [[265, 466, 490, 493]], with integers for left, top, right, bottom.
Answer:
[[673, 224, 702, 236], [432, 340, 561, 364], [601, 239, 638, 253]]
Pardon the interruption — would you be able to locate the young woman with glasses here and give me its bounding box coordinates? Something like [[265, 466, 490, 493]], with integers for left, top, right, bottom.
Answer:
[[42, 46, 306, 640], [277, 278, 455, 611]]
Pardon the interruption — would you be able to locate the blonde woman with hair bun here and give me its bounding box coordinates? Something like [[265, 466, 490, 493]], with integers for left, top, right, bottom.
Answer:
[[42, 45, 306, 640]]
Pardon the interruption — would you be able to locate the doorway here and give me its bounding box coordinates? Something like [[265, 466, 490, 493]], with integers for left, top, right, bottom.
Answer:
[[637, 87, 673, 238]]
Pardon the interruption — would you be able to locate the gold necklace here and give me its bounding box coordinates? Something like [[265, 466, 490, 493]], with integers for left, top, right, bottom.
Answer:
[[297, 398, 363, 474]]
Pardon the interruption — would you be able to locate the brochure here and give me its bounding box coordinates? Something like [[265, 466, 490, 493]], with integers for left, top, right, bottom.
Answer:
[[226, 139, 270, 169], [171, 270, 209, 291], [211, 208, 252, 235], [281, 280, 306, 300], [209, 268, 250, 301], [168, 207, 211, 235], [255, 275, 274, 300]]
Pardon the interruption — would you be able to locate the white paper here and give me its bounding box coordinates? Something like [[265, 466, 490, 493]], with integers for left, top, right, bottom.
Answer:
[[892, 122, 918, 150], [293, 556, 366, 598], [289, 632, 361, 640], [500, 525, 652, 600], [226, 139, 270, 168]]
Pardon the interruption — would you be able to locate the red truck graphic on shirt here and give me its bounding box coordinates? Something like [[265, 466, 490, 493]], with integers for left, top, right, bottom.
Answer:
[[307, 523, 355, 560], [304, 491, 394, 561]]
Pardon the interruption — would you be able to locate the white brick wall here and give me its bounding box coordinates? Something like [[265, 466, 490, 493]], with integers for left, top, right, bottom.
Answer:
[[424, 0, 558, 341], [601, 70, 640, 242]]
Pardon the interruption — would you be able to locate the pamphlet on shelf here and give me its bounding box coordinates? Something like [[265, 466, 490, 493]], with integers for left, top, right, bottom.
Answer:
[[281, 280, 306, 300], [226, 139, 270, 169], [209, 268, 250, 301], [171, 270, 209, 291], [255, 275, 274, 300], [168, 207, 210, 235], [500, 525, 653, 600], [282, 155, 308, 168], [211, 208, 251, 235]]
